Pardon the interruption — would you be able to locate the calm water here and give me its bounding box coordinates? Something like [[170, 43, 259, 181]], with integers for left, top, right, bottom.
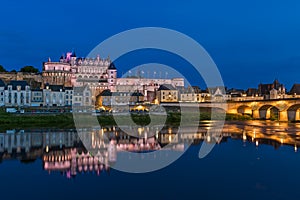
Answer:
[[1, 121, 300, 200]]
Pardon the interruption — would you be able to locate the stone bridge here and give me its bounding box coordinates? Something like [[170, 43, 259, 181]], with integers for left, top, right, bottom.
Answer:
[[226, 99, 300, 121], [162, 98, 300, 121]]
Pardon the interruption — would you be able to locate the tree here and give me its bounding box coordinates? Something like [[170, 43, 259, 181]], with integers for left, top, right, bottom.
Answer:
[[0, 65, 7, 72], [10, 69, 17, 72], [20, 66, 39, 73]]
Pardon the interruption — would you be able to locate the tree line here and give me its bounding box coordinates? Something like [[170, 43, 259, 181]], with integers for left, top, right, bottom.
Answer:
[[0, 65, 39, 73]]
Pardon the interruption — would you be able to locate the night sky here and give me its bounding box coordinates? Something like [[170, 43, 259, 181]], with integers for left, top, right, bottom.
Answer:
[[0, 0, 300, 90]]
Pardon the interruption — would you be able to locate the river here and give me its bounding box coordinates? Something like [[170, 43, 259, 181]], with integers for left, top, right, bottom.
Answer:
[[0, 121, 299, 200]]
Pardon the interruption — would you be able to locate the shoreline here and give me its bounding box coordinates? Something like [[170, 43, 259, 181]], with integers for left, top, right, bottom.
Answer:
[[0, 110, 293, 130]]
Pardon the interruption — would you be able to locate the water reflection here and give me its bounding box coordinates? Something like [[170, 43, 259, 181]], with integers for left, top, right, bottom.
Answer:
[[1, 121, 300, 178]]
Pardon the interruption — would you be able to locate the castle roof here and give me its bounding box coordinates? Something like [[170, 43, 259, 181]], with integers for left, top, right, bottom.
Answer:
[[108, 62, 116, 70], [71, 51, 76, 57]]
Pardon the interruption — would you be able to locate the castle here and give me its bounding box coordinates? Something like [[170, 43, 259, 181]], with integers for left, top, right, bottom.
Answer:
[[42, 52, 117, 102], [42, 52, 184, 103]]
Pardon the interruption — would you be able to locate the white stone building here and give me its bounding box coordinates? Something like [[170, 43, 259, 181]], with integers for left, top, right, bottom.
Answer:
[[180, 86, 209, 102], [4, 81, 31, 107], [208, 87, 231, 102], [43, 85, 66, 107], [65, 87, 73, 106], [31, 89, 43, 107]]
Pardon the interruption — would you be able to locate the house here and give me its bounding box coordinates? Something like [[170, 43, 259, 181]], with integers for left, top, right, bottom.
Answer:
[[4, 80, 31, 107], [230, 87, 263, 101], [246, 88, 259, 97], [97, 89, 144, 107], [180, 86, 208, 102], [43, 84, 65, 107], [64, 87, 73, 106], [31, 88, 43, 107], [207, 86, 230, 102], [258, 79, 285, 99], [156, 84, 178, 103], [73, 85, 92, 107], [97, 89, 112, 107]]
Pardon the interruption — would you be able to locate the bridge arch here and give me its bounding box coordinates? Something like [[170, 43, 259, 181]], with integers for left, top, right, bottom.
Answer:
[[237, 105, 252, 115], [258, 104, 279, 120], [287, 104, 300, 121]]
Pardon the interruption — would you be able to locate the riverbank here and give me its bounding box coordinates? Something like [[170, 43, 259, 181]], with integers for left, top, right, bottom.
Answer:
[[0, 109, 254, 130]]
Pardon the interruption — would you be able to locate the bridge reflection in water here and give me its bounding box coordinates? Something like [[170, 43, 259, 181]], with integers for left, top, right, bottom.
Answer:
[[0, 122, 300, 178]]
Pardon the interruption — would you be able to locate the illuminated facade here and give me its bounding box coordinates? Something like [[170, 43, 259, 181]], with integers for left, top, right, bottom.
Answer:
[[156, 84, 179, 103], [42, 53, 117, 104], [115, 77, 184, 102]]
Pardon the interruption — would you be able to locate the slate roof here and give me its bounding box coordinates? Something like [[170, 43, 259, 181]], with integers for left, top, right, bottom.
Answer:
[[181, 86, 202, 94], [131, 92, 144, 97], [246, 88, 258, 96], [207, 86, 226, 94], [158, 84, 176, 91], [64, 87, 73, 90], [45, 85, 64, 92], [258, 79, 283, 95], [73, 85, 90, 94], [6, 80, 28, 90], [289, 84, 300, 95], [108, 62, 116, 70], [31, 88, 43, 92], [100, 89, 112, 96], [0, 79, 5, 87]]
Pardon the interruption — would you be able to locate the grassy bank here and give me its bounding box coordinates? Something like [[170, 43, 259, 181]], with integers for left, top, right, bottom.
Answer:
[[0, 109, 253, 130]]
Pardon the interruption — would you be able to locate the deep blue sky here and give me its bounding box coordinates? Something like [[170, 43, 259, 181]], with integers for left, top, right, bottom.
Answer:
[[0, 0, 300, 90]]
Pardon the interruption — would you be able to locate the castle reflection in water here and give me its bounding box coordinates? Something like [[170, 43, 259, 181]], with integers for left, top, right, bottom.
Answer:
[[1, 122, 300, 178]]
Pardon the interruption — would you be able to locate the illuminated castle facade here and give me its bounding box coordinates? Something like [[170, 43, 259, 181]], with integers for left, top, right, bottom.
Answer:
[[42, 52, 117, 99], [42, 52, 186, 105]]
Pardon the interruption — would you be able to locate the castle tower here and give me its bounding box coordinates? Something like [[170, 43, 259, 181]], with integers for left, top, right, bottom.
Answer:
[[59, 54, 65, 63], [107, 62, 117, 91], [70, 51, 77, 66]]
